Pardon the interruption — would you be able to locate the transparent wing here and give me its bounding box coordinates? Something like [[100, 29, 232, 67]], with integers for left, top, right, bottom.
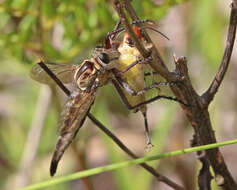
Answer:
[[57, 91, 95, 134], [30, 62, 77, 84]]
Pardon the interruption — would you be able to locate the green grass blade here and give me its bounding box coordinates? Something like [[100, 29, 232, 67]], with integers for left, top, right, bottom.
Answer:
[[22, 139, 237, 190]]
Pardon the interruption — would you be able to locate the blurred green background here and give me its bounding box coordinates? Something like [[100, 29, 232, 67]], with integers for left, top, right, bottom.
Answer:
[[0, 0, 236, 190]]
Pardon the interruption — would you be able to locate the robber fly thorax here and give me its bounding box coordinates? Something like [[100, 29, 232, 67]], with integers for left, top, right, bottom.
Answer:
[[74, 49, 120, 91]]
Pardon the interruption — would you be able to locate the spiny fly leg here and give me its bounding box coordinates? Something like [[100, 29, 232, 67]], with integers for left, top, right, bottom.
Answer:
[[136, 81, 177, 96], [111, 78, 153, 148], [119, 55, 153, 75], [113, 67, 178, 97], [141, 109, 153, 149]]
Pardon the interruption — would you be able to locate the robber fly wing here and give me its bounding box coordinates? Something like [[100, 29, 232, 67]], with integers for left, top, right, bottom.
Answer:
[[30, 62, 77, 85], [50, 91, 95, 176]]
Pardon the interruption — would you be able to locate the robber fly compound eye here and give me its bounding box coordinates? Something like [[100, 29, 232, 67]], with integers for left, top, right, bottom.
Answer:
[[98, 52, 110, 64], [95, 45, 103, 50]]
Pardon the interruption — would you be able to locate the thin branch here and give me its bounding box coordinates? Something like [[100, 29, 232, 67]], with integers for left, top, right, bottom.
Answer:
[[88, 114, 185, 190], [38, 62, 184, 190], [173, 57, 237, 190], [202, 2, 237, 105], [112, 1, 237, 189], [37, 61, 71, 96]]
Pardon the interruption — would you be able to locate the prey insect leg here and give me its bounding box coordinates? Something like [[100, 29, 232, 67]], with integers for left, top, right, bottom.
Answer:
[[105, 20, 122, 49]]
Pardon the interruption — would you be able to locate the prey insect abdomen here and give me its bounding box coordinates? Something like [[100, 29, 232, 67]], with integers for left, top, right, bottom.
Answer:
[[118, 44, 146, 112]]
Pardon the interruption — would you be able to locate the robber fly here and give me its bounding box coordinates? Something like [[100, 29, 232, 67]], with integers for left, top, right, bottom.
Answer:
[[30, 47, 123, 176]]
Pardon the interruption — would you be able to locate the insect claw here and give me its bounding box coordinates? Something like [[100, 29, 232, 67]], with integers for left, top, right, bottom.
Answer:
[[145, 142, 154, 152]]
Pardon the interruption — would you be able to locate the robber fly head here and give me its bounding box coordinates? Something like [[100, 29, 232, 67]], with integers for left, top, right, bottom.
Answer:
[[93, 47, 120, 68], [74, 48, 120, 91]]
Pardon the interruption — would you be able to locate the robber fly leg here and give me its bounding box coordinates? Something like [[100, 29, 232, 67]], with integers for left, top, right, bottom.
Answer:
[[111, 79, 153, 147], [112, 74, 187, 106], [136, 82, 177, 96], [105, 20, 122, 49], [119, 55, 153, 75], [113, 68, 177, 97], [112, 69, 137, 96], [141, 109, 153, 149]]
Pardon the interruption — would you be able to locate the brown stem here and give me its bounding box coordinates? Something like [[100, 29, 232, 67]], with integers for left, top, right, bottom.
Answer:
[[112, 0, 237, 189], [202, 3, 237, 106], [172, 57, 237, 190]]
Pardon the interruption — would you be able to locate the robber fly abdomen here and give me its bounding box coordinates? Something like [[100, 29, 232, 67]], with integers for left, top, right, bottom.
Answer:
[[51, 91, 96, 175]]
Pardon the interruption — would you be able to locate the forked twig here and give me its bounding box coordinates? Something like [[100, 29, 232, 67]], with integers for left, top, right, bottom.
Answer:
[[112, 0, 237, 189], [202, 3, 237, 105], [37, 61, 185, 190]]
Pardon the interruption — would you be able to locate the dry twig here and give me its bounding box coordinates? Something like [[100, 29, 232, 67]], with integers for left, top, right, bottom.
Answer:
[[113, 0, 237, 189]]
